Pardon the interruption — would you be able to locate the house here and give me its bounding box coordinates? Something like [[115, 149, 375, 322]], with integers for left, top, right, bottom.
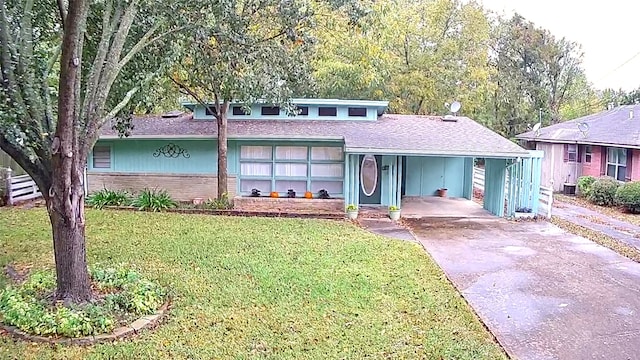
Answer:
[[88, 99, 538, 217], [517, 105, 640, 192]]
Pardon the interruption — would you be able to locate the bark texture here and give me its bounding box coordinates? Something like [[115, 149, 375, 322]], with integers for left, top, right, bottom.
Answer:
[[217, 103, 228, 198]]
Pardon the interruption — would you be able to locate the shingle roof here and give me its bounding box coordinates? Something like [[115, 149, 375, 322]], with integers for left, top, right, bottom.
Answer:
[[100, 113, 529, 158], [517, 105, 640, 148]]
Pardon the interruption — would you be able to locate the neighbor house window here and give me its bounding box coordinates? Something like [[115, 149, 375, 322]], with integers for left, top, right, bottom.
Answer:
[[348, 107, 367, 117], [239, 145, 344, 196], [261, 106, 280, 116], [584, 145, 592, 163], [232, 106, 250, 115], [318, 107, 337, 117], [92, 146, 111, 169], [606, 147, 627, 181], [565, 144, 578, 162]]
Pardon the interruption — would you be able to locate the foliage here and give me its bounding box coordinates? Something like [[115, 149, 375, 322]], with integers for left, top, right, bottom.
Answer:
[[86, 189, 133, 209], [0, 209, 506, 358], [250, 188, 261, 197], [318, 189, 331, 199], [587, 177, 620, 206], [0, 267, 166, 338], [577, 176, 597, 197], [203, 193, 233, 210], [132, 189, 177, 212], [615, 182, 640, 213], [388, 205, 400, 211], [346, 204, 358, 211]]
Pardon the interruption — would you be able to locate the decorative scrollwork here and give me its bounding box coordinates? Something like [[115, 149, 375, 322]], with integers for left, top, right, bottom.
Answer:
[[153, 143, 190, 158]]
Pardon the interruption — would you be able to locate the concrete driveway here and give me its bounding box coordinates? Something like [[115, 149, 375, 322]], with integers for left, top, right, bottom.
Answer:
[[406, 217, 640, 360]]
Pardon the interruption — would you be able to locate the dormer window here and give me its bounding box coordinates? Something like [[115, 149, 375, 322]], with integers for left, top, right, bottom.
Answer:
[[348, 107, 367, 117], [319, 107, 337, 117], [205, 106, 215, 116], [232, 106, 250, 116], [297, 106, 309, 116], [261, 106, 280, 116]]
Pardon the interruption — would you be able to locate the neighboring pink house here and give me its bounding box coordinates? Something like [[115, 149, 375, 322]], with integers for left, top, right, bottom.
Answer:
[[517, 105, 640, 192]]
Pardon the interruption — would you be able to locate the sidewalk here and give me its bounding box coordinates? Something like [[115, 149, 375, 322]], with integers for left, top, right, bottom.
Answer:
[[553, 200, 640, 250]]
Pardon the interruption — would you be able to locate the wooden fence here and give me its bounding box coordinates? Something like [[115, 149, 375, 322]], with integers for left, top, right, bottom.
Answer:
[[473, 167, 553, 219], [2, 168, 42, 205]]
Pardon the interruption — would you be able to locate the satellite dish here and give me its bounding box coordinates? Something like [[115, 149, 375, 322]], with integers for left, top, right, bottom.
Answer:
[[532, 122, 541, 132], [450, 101, 461, 114], [577, 122, 590, 138]]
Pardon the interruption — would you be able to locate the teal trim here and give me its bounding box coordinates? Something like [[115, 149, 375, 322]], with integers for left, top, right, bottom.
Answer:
[[91, 140, 217, 174], [505, 150, 544, 217], [484, 159, 508, 217], [463, 157, 474, 200]]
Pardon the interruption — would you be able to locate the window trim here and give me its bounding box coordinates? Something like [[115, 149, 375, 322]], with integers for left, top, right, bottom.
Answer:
[[567, 144, 578, 162], [584, 145, 592, 163], [239, 145, 344, 196]]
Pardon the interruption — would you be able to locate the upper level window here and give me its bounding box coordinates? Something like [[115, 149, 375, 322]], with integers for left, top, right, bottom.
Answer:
[[232, 106, 250, 116], [205, 106, 216, 116], [565, 144, 578, 162], [92, 146, 111, 169], [261, 106, 280, 116], [296, 106, 309, 116], [348, 107, 367, 117], [318, 107, 337, 117]]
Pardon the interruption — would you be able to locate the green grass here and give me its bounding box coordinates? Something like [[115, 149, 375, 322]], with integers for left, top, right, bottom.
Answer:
[[0, 208, 506, 360]]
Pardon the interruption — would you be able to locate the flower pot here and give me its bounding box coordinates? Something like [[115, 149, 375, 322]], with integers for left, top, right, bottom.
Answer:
[[389, 210, 401, 221], [437, 188, 448, 197], [514, 211, 534, 219], [270, 191, 279, 198], [346, 210, 359, 220]]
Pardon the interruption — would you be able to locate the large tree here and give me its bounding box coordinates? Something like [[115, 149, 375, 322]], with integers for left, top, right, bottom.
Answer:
[[0, 0, 183, 304]]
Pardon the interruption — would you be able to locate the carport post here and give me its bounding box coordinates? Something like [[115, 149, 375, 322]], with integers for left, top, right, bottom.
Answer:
[[396, 156, 402, 208]]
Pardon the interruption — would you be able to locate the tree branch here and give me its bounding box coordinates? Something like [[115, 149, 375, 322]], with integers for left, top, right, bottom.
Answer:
[[57, 0, 67, 28]]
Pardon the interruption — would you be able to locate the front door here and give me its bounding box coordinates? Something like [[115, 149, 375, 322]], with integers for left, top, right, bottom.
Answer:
[[359, 155, 382, 204]]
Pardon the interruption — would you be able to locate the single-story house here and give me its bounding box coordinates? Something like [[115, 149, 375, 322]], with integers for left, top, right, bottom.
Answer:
[[89, 98, 537, 216], [517, 104, 640, 192]]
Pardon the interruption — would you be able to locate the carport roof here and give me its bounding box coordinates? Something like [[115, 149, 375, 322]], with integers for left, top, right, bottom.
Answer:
[[100, 113, 529, 158]]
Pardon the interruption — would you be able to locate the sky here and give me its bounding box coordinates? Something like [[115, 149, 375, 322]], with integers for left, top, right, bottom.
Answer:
[[476, 0, 640, 91]]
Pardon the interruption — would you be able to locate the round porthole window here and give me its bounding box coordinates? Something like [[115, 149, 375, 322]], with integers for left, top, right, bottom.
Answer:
[[361, 155, 378, 196]]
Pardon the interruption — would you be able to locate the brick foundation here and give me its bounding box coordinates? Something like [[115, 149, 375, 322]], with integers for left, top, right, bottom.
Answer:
[[233, 197, 344, 213], [87, 172, 236, 202]]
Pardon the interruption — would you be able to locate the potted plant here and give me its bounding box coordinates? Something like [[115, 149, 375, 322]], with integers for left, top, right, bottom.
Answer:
[[437, 188, 448, 197], [346, 204, 358, 220], [514, 207, 534, 219], [287, 189, 296, 198], [251, 188, 261, 197], [318, 189, 330, 199], [388, 205, 401, 221]]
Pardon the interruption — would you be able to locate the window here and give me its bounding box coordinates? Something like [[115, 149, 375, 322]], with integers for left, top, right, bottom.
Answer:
[[607, 147, 627, 181], [348, 107, 367, 117], [239, 145, 343, 196], [261, 106, 280, 116], [205, 106, 215, 116], [584, 145, 592, 163], [232, 106, 250, 115], [318, 107, 337, 116], [296, 106, 309, 116], [567, 144, 578, 162], [92, 146, 111, 169]]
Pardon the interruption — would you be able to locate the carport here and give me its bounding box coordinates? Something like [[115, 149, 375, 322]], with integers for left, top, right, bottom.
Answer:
[[341, 115, 544, 217]]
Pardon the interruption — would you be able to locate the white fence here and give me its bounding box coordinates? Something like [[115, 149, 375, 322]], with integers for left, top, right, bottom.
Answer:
[[3, 168, 42, 205], [473, 167, 553, 218]]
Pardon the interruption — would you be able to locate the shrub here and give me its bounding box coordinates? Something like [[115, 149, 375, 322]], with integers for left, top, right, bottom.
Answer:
[[0, 267, 167, 338], [132, 188, 177, 212], [203, 193, 233, 210], [86, 188, 133, 209], [587, 177, 620, 206], [615, 182, 640, 213], [577, 176, 596, 197]]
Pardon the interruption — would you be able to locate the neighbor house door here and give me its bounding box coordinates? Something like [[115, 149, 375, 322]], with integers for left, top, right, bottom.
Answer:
[[359, 155, 382, 204]]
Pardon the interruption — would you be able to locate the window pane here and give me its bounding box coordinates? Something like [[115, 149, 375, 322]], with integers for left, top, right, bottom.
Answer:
[[311, 147, 343, 161], [241, 163, 272, 176], [241, 146, 272, 160], [618, 166, 627, 181], [311, 163, 343, 177], [348, 107, 367, 117], [585, 154, 592, 163], [608, 148, 616, 163], [568, 144, 577, 152], [585, 145, 592, 154], [568, 152, 577, 162], [241, 180, 271, 193], [232, 106, 250, 115], [275, 180, 307, 193], [297, 106, 309, 115], [275, 146, 307, 160], [261, 106, 280, 116], [275, 163, 307, 177], [607, 164, 616, 178], [361, 155, 378, 196], [318, 107, 337, 116], [619, 149, 627, 165], [93, 146, 111, 168], [311, 181, 343, 194]]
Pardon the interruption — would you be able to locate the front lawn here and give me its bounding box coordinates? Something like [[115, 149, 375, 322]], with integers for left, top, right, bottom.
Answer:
[[0, 209, 505, 359]]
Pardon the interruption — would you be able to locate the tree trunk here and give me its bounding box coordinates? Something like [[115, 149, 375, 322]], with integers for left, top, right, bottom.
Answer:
[[217, 105, 228, 199]]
